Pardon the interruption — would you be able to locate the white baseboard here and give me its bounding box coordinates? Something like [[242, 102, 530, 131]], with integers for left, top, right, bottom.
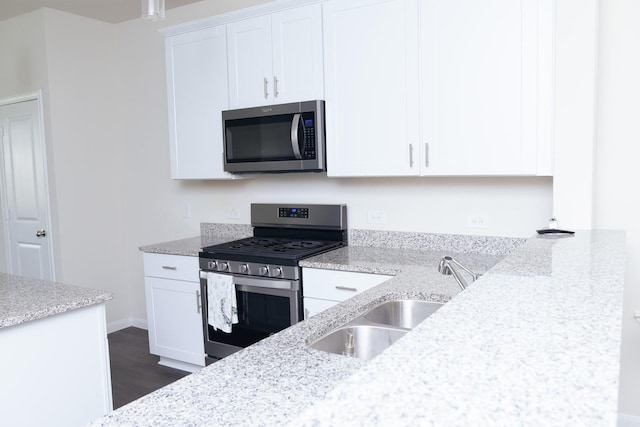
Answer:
[[619, 413, 640, 427], [107, 317, 148, 334], [158, 357, 204, 373]]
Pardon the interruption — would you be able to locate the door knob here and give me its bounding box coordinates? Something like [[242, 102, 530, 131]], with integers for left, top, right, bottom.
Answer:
[[36, 229, 46, 237]]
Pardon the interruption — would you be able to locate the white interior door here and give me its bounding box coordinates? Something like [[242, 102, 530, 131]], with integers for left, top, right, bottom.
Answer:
[[0, 96, 55, 281]]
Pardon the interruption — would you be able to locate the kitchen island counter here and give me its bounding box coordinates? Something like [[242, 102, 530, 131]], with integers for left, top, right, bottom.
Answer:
[[93, 230, 624, 426], [1, 272, 113, 425], [0, 272, 111, 328]]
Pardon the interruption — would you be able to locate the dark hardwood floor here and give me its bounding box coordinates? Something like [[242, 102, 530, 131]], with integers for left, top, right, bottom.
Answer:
[[108, 327, 190, 409]]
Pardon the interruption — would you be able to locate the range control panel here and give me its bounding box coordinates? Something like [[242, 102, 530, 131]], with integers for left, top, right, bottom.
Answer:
[[278, 207, 309, 219], [251, 203, 347, 230]]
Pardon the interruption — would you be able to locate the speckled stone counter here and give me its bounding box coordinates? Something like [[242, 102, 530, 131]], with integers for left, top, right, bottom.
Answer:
[[0, 272, 112, 329], [295, 231, 625, 426], [138, 223, 252, 256], [100, 230, 624, 427]]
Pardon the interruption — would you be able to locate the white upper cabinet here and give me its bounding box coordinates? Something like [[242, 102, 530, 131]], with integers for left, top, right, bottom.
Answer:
[[419, 0, 554, 176], [324, 0, 554, 177], [163, 0, 554, 178], [227, 4, 324, 109], [165, 26, 237, 179], [323, 0, 421, 177]]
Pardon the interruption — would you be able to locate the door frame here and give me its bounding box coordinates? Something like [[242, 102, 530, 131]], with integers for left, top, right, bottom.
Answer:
[[0, 90, 56, 280]]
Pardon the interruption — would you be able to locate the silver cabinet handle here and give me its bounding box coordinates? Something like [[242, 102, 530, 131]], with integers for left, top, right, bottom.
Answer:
[[273, 76, 279, 98], [425, 142, 430, 167], [290, 113, 303, 159], [263, 77, 269, 99], [161, 265, 177, 270], [36, 229, 46, 237], [335, 285, 358, 292], [409, 143, 414, 167], [196, 290, 201, 314]]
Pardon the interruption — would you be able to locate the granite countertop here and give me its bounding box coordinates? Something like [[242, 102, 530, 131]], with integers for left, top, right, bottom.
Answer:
[[96, 229, 624, 426], [0, 272, 112, 329], [138, 223, 253, 257], [295, 231, 625, 426]]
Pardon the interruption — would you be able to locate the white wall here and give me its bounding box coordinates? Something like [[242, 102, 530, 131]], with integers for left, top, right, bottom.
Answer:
[[594, 0, 640, 418], [552, 0, 598, 229], [41, 9, 133, 324], [0, 11, 48, 97]]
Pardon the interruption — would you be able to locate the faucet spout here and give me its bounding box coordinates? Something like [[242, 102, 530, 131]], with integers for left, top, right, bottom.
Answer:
[[438, 256, 481, 290]]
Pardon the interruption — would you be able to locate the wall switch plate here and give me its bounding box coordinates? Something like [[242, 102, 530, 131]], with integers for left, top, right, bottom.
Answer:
[[228, 207, 240, 219], [467, 213, 489, 229], [367, 210, 387, 224], [182, 203, 191, 219]]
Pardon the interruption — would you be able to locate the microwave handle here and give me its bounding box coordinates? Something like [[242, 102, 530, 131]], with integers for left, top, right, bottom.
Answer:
[[290, 113, 303, 160]]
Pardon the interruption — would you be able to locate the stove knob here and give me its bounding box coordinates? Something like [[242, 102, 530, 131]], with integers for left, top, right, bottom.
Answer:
[[259, 266, 269, 276], [272, 267, 282, 277], [240, 264, 249, 274], [208, 261, 217, 270], [219, 262, 229, 272]]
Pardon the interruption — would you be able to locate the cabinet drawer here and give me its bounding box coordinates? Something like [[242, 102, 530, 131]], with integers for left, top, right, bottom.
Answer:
[[143, 253, 199, 282], [302, 268, 392, 302]]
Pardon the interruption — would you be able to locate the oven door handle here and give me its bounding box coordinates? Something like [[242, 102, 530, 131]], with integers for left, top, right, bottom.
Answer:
[[201, 271, 296, 291]]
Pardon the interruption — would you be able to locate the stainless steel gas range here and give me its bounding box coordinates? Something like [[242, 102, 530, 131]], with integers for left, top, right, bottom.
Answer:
[[199, 203, 347, 359]]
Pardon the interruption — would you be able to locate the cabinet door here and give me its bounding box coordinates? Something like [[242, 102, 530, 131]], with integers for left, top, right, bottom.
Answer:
[[166, 26, 235, 179], [419, 0, 553, 175], [303, 297, 339, 319], [145, 276, 205, 367], [271, 4, 324, 103], [227, 15, 273, 109], [323, 0, 420, 177]]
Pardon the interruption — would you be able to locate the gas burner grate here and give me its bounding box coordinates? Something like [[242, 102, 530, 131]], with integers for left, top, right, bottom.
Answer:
[[201, 236, 342, 264]]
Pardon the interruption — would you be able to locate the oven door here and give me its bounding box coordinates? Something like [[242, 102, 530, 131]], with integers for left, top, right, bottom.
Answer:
[[200, 273, 302, 358]]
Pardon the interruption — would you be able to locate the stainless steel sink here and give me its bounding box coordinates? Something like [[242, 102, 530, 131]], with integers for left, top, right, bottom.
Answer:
[[363, 299, 443, 329], [308, 299, 444, 360], [309, 325, 408, 361]]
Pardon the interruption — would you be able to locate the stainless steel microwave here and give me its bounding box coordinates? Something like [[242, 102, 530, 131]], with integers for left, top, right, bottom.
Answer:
[[222, 100, 325, 173]]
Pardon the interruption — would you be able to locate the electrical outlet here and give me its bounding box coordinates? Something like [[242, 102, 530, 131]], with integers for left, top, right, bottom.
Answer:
[[228, 207, 240, 219], [467, 213, 489, 229], [367, 210, 387, 224]]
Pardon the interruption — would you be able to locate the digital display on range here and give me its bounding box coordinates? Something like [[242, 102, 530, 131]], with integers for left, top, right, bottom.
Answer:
[[278, 207, 309, 218]]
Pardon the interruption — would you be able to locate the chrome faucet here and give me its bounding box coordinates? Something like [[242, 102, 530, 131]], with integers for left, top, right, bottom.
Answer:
[[438, 256, 482, 290]]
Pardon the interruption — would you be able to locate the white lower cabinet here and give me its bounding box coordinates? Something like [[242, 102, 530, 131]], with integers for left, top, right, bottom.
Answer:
[[143, 253, 205, 372], [302, 268, 392, 318]]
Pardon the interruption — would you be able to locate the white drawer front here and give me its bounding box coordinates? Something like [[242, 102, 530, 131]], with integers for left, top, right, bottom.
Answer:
[[143, 253, 199, 282], [302, 268, 392, 302]]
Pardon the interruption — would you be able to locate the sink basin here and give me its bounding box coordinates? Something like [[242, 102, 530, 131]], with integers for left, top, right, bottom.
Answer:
[[308, 299, 444, 361], [309, 325, 407, 361], [363, 299, 443, 329]]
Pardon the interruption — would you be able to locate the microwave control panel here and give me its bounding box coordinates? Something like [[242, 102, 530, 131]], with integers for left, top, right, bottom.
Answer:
[[302, 116, 316, 159]]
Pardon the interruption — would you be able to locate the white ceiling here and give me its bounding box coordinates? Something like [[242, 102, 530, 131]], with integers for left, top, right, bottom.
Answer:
[[0, 0, 204, 24]]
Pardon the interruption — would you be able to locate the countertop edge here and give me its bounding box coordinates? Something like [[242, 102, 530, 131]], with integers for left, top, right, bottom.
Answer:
[[0, 272, 113, 330]]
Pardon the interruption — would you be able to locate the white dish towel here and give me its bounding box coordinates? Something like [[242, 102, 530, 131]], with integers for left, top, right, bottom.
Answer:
[[206, 272, 238, 333]]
